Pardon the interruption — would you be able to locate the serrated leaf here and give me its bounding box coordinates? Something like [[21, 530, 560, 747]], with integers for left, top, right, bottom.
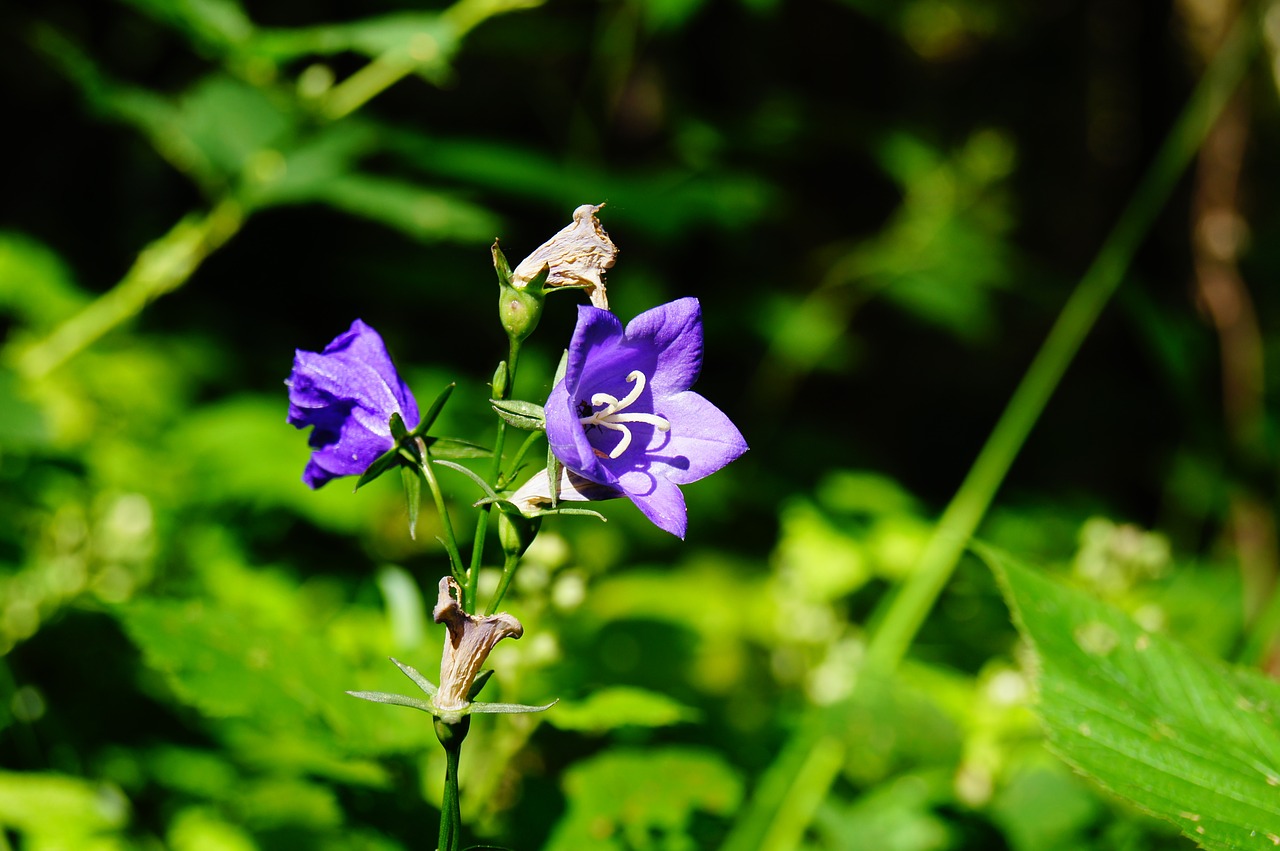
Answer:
[[983, 544, 1280, 850], [490, 398, 545, 431]]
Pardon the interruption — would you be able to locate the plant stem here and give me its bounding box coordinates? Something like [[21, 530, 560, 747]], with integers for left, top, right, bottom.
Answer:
[[13, 197, 244, 380], [418, 443, 466, 587], [465, 341, 521, 612], [485, 552, 521, 616], [438, 743, 463, 851]]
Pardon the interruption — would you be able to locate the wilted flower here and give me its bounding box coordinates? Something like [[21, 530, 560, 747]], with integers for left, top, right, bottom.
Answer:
[[347, 577, 550, 725], [510, 203, 617, 309], [432, 577, 523, 712], [542, 297, 748, 538], [286, 319, 419, 488]]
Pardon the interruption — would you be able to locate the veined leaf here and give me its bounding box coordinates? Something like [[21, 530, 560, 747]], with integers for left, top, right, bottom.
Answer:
[[983, 544, 1280, 850]]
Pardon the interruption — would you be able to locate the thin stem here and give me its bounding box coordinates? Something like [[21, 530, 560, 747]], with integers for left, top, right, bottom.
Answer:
[[323, 53, 417, 121], [418, 442, 466, 587], [485, 552, 521, 616], [861, 4, 1257, 681], [438, 744, 462, 851], [465, 341, 521, 612], [13, 197, 244, 380]]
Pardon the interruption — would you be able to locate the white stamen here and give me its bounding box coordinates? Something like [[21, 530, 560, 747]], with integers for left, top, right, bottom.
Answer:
[[579, 370, 671, 459]]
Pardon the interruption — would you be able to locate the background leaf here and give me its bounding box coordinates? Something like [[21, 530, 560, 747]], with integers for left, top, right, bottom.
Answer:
[[985, 545, 1280, 850]]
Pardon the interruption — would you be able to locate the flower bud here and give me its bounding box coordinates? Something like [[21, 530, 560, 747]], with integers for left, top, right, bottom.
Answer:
[[498, 509, 541, 560]]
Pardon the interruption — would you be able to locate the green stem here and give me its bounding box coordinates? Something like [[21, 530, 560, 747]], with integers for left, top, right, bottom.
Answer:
[[862, 3, 1257, 680], [465, 342, 521, 613], [485, 552, 521, 616], [418, 443, 466, 587], [13, 197, 244, 380], [438, 744, 462, 851]]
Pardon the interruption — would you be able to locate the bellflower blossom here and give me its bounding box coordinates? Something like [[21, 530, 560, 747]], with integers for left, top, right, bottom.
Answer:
[[542, 297, 748, 538], [286, 319, 419, 488]]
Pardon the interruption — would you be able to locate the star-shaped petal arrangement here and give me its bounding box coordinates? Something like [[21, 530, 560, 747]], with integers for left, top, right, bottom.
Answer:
[[541, 297, 748, 538]]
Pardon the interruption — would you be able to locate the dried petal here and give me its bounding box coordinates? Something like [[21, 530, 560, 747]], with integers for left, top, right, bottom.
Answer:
[[432, 577, 523, 712], [511, 204, 618, 309]]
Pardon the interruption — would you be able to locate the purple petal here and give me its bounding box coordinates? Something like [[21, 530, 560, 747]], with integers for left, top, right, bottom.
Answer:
[[649, 391, 748, 484], [615, 470, 688, 539], [286, 319, 418, 489], [623, 297, 702, 395], [564, 307, 625, 396], [545, 380, 615, 486]]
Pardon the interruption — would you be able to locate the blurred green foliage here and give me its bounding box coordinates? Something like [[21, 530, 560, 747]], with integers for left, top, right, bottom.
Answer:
[[4, 0, 1280, 848]]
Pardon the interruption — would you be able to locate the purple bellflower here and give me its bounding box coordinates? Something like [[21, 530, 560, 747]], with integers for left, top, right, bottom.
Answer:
[[286, 319, 419, 489], [542, 297, 747, 538]]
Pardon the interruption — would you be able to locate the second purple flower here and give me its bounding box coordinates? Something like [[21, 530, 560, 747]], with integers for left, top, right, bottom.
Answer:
[[543, 297, 748, 538]]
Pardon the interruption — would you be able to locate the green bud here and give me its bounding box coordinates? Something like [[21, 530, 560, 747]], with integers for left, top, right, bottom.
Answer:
[[498, 509, 541, 560], [498, 272, 545, 344], [492, 361, 508, 399]]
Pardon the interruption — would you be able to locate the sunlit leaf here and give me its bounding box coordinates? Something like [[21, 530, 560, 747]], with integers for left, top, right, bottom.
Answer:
[[985, 544, 1280, 850], [545, 748, 742, 850]]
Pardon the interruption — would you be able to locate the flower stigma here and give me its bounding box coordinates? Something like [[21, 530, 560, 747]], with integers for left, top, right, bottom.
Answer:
[[578, 370, 670, 458]]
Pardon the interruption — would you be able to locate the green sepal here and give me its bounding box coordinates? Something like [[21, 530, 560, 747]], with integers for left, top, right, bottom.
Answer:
[[546, 444, 563, 509], [401, 465, 422, 539], [469, 699, 558, 714], [346, 690, 435, 714], [410, 383, 456, 439], [492, 241, 512, 288], [474, 495, 607, 523], [354, 443, 404, 491], [390, 657, 438, 696], [467, 669, 494, 701], [492, 360, 509, 400], [490, 398, 545, 431], [390, 411, 410, 442]]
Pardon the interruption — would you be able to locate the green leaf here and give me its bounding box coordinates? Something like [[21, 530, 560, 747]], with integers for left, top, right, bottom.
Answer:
[[434, 459, 498, 500], [490, 398, 545, 431], [547, 686, 699, 733], [426, 437, 491, 459], [401, 465, 422, 539], [0, 772, 129, 838], [302, 174, 501, 244], [983, 544, 1280, 850], [545, 748, 742, 851], [412, 383, 455, 438], [354, 444, 403, 491]]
